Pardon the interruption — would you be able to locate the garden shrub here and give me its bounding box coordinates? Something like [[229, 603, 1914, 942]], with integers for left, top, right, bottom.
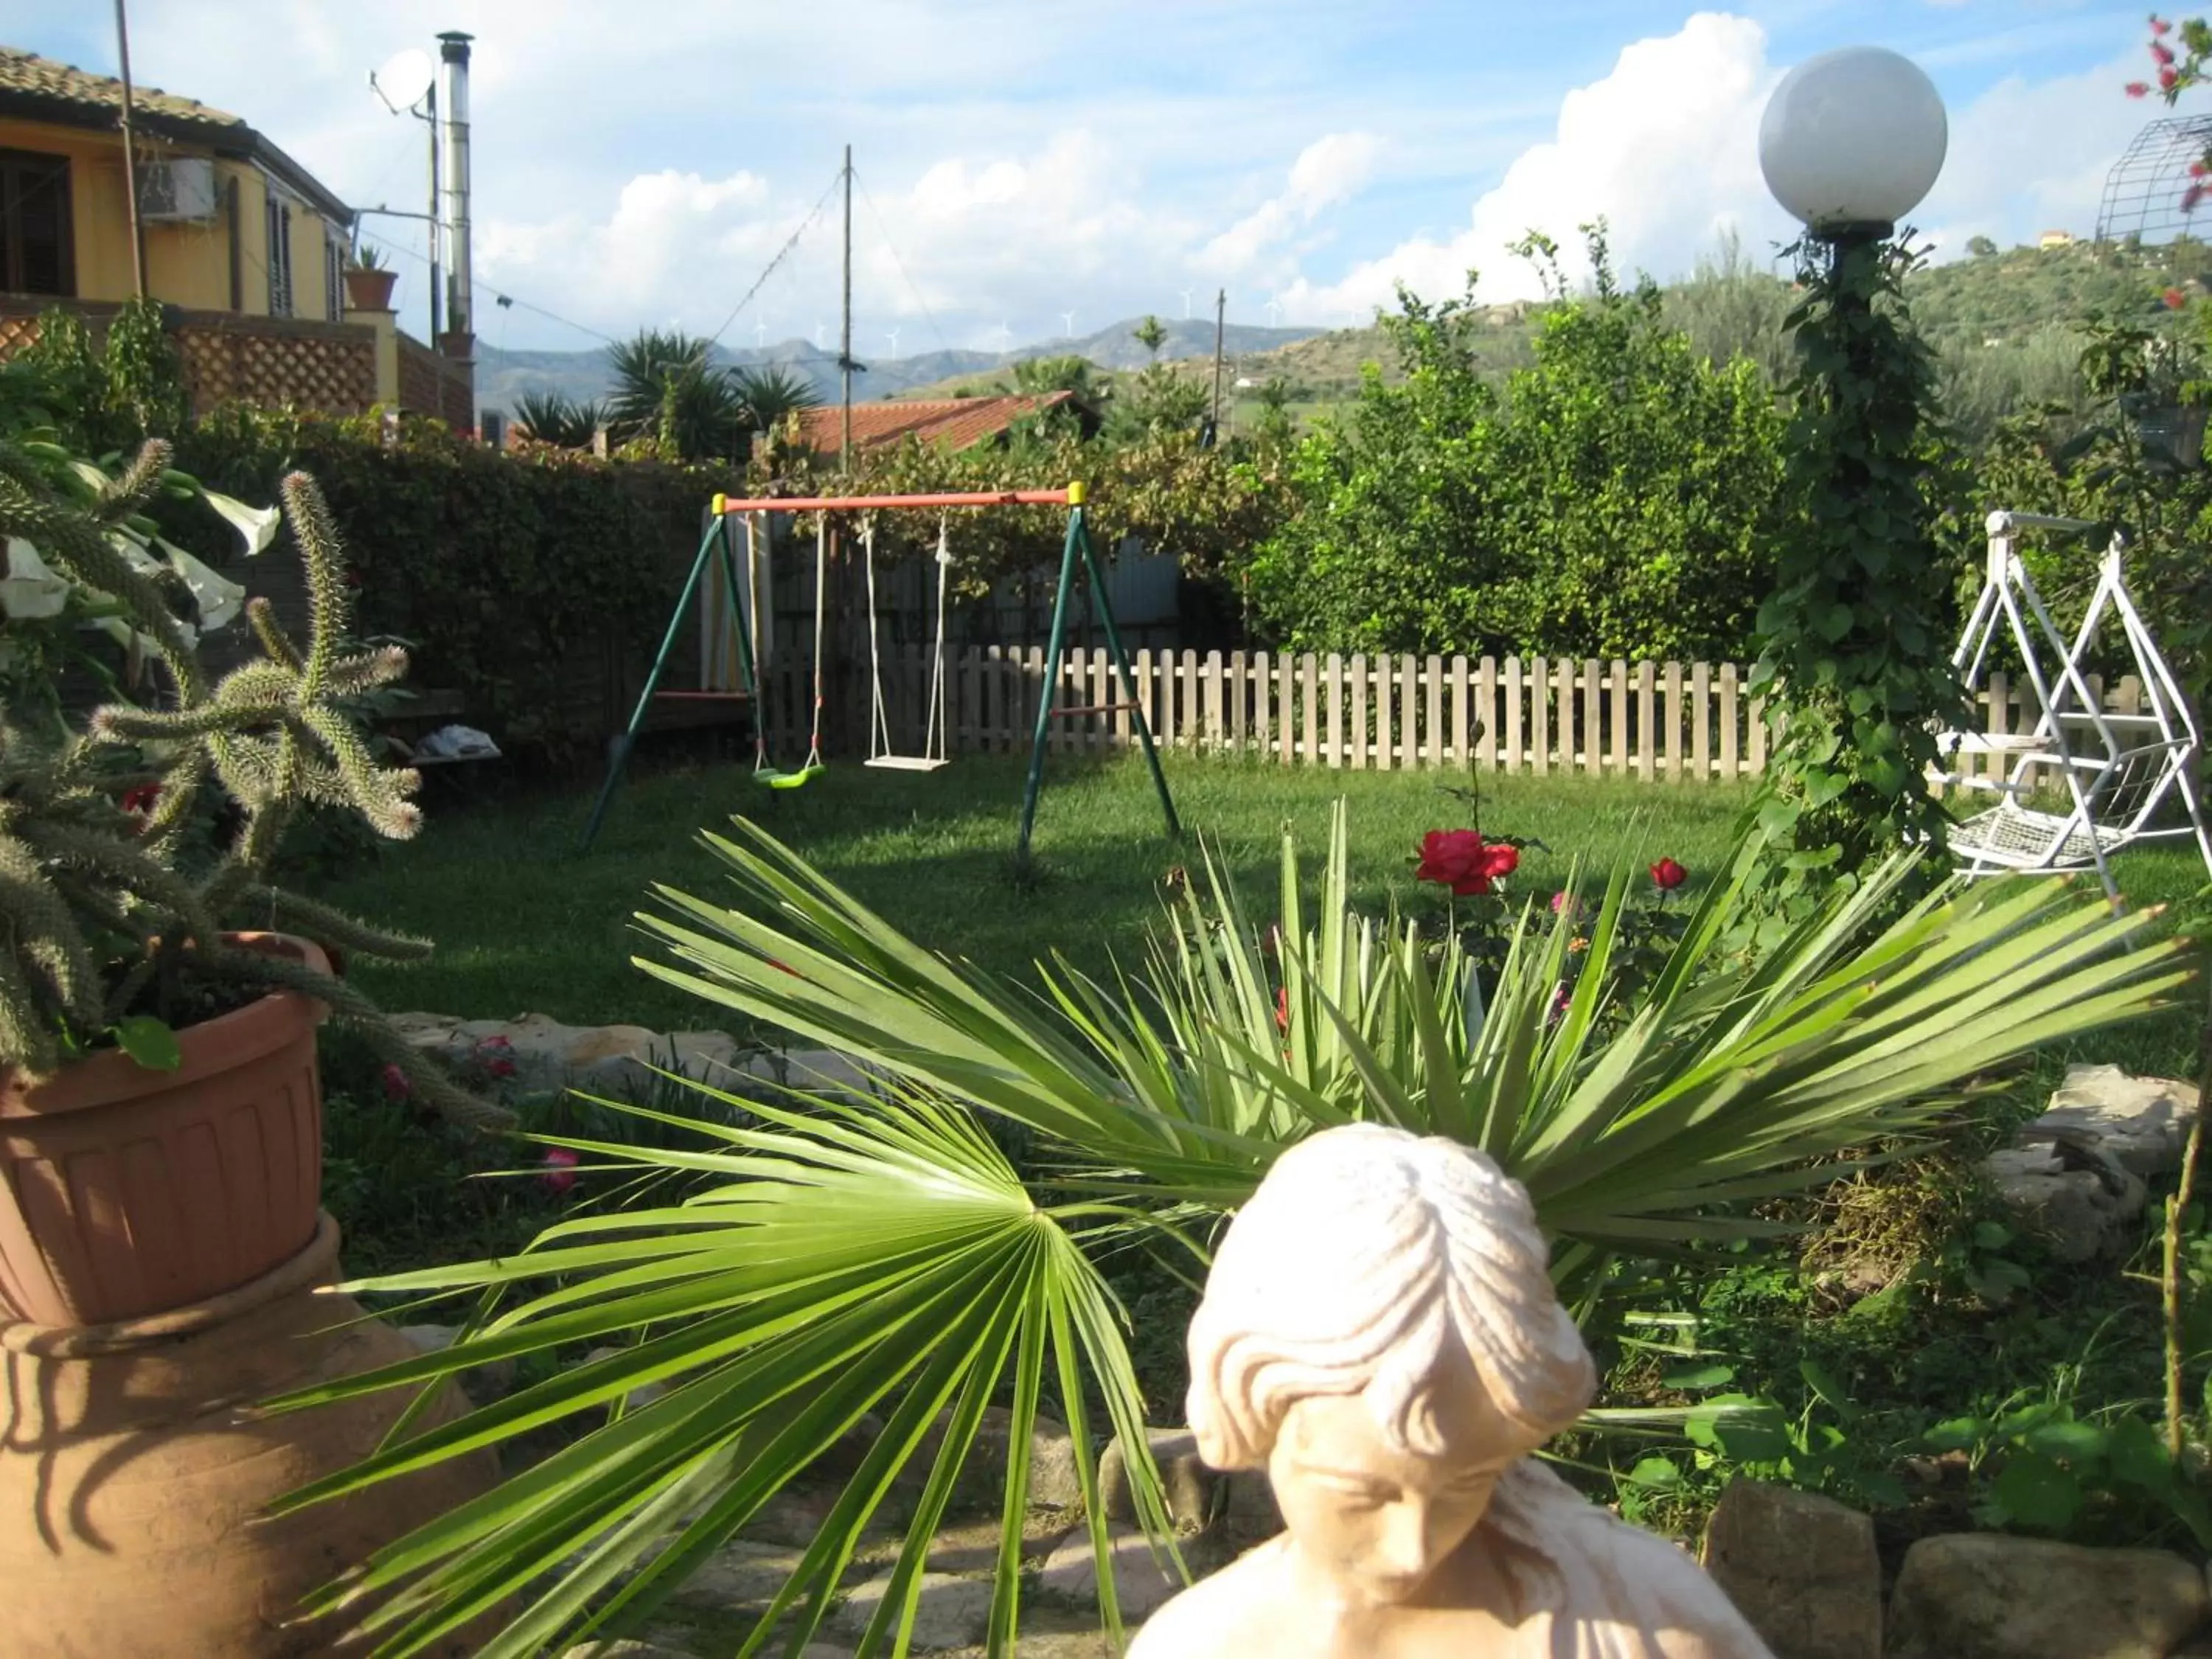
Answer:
[[1240, 229, 1791, 666], [178, 409, 731, 761]]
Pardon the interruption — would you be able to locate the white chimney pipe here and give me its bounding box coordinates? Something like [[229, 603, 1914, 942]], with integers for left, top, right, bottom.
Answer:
[[436, 31, 473, 344]]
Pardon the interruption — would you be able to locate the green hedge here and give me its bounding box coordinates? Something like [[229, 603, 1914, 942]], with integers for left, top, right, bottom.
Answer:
[[179, 411, 740, 760]]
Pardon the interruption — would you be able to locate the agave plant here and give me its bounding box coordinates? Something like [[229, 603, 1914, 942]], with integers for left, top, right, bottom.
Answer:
[[729, 365, 821, 437], [509, 392, 604, 450], [262, 808, 2191, 1657]]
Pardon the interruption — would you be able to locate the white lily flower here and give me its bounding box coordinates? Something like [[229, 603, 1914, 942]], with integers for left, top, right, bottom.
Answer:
[[203, 487, 281, 556], [0, 537, 71, 619], [105, 526, 164, 575], [158, 538, 247, 631]]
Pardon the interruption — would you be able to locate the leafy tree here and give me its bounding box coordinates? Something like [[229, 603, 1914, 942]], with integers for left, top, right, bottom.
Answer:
[[1967, 235, 1999, 258], [1133, 314, 1168, 359], [1244, 228, 1790, 664], [1009, 354, 1104, 401]]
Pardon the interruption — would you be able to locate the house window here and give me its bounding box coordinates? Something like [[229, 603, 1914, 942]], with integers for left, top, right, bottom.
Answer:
[[0, 149, 74, 296], [263, 192, 293, 316]]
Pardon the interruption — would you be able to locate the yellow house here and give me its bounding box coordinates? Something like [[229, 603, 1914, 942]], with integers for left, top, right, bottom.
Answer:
[[0, 45, 471, 425]]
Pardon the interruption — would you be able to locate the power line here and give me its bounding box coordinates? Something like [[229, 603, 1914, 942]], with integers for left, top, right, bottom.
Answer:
[[704, 165, 844, 351], [853, 167, 950, 355], [368, 233, 616, 344]]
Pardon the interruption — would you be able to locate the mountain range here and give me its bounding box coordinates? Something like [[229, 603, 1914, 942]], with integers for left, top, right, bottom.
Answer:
[[474, 316, 1320, 415]]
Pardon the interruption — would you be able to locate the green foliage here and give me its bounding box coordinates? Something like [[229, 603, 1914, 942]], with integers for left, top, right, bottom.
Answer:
[[1009, 354, 1104, 400], [510, 391, 604, 449], [349, 242, 389, 272], [178, 407, 717, 759], [274, 806, 2190, 1656], [728, 364, 820, 435], [1132, 315, 1168, 359], [0, 442, 495, 1124], [1926, 1401, 2212, 1546], [605, 329, 745, 462], [1244, 228, 1789, 664], [7, 299, 190, 454], [1752, 234, 1967, 871]]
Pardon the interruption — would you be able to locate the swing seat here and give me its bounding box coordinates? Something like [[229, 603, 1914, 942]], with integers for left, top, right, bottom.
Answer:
[[1950, 720, 2196, 880], [864, 755, 950, 772], [759, 759, 825, 790]]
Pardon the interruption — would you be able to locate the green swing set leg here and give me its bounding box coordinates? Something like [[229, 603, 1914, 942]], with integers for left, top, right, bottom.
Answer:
[[1015, 498, 1180, 863], [580, 512, 759, 850]]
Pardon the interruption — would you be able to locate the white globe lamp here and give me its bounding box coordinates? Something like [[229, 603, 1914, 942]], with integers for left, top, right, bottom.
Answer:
[[1759, 46, 1947, 239]]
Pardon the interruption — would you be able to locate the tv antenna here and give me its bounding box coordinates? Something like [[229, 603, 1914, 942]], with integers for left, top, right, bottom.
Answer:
[[364, 46, 442, 337]]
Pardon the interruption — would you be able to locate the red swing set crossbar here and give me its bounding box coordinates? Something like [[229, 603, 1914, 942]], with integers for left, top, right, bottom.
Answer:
[[710, 486, 1078, 514]]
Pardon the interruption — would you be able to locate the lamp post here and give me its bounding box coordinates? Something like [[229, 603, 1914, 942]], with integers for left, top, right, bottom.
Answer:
[[1751, 47, 1961, 866]]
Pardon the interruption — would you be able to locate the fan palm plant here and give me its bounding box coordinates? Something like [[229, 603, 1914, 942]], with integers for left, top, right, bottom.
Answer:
[[264, 808, 2193, 1658], [509, 392, 604, 450], [605, 330, 741, 461], [729, 365, 821, 438]]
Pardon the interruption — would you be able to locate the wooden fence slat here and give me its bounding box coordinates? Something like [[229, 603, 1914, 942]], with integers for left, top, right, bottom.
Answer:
[[1428, 655, 1447, 767], [1531, 657, 1550, 776], [1663, 661, 1683, 781], [1373, 654, 1392, 770], [1502, 657, 1520, 771], [1635, 661, 1656, 782], [1350, 653, 1370, 770], [1300, 653, 1318, 764], [1205, 650, 1225, 750], [1580, 659, 1600, 774], [1024, 646, 1045, 752], [1719, 663, 1739, 780], [1748, 692, 1768, 773], [1609, 660, 1628, 776], [1691, 661, 1711, 785], [1325, 653, 1344, 768]]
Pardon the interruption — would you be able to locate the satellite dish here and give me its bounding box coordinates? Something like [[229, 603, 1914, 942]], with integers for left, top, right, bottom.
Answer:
[[369, 47, 434, 111]]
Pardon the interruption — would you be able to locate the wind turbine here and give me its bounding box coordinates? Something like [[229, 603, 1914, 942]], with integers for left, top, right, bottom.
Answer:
[[1060, 309, 1076, 340], [886, 326, 902, 358], [1265, 295, 1283, 327], [1180, 288, 1194, 320], [994, 321, 1013, 356], [814, 317, 826, 350], [755, 319, 768, 349]]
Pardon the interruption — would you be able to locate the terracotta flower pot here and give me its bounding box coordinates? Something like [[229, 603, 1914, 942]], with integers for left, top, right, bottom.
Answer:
[[342, 266, 398, 312], [0, 933, 330, 1325], [0, 1211, 502, 1658]]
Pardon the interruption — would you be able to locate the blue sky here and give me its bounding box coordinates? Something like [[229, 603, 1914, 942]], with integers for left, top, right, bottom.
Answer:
[[0, 2, 2163, 354]]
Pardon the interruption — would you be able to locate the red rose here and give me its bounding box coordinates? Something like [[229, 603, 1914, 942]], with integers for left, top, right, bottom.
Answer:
[[541, 1146, 580, 1194], [379, 1062, 412, 1100], [1649, 857, 1688, 891], [1415, 830, 1519, 897], [2154, 16, 2173, 35], [2154, 41, 2177, 66], [120, 782, 162, 815], [2167, 287, 2191, 310], [2129, 81, 2154, 97], [2163, 65, 2180, 89]]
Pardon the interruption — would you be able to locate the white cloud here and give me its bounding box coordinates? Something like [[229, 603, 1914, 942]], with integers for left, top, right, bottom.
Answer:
[[1281, 13, 1787, 323], [1200, 131, 1383, 278]]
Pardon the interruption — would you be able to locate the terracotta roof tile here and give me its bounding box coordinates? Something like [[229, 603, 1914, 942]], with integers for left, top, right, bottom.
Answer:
[[793, 391, 1075, 453], [0, 46, 246, 130]]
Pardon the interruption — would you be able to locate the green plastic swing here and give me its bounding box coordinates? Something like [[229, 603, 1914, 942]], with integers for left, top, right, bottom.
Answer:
[[750, 512, 827, 789]]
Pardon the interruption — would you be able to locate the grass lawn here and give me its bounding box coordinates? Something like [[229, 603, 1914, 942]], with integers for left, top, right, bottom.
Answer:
[[318, 751, 1766, 1035]]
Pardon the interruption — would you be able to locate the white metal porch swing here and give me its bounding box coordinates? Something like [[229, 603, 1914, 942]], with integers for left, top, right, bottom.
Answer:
[[1933, 509, 2212, 902]]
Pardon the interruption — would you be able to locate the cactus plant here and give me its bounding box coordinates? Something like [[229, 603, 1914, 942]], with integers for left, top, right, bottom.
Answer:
[[0, 436, 504, 1127]]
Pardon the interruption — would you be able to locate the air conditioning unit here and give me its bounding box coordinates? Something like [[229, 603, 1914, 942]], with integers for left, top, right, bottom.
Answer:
[[138, 157, 218, 224]]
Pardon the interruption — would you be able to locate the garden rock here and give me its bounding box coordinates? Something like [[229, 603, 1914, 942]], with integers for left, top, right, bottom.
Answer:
[[560, 1644, 700, 1659], [1697, 1480, 1879, 1659], [1037, 1528, 1190, 1623], [392, 1010, 745, 1097], [1981, 1138, 2147, 1263], [831, 1569, 997, 1650], [1885, 1534, 2208, 1659], [1096, 1427, 1220, 1528], [888, 1405, 1082, 1511], [2025, 1064, 2198, 1181], [398, 1321, 516, 1402]]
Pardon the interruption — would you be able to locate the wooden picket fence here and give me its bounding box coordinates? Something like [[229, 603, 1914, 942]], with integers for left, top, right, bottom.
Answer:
[[754, 645, 2150, 786]]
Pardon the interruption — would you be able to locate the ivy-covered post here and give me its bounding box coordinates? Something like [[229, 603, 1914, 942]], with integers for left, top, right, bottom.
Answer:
[[1751, 46, 1966, 872]]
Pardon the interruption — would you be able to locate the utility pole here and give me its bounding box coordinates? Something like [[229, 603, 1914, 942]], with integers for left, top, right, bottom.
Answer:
[[114, 0, 147, 297], [1210, 288, 1227, 433], [840, 143, 853, 470]]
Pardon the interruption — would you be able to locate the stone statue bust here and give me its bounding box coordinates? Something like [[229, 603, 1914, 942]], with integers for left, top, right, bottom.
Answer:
[[1128, 1124, 1773, 1658]]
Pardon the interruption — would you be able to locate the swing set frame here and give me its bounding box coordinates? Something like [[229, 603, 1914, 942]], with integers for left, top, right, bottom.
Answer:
[[578, 483, 1181, 858]]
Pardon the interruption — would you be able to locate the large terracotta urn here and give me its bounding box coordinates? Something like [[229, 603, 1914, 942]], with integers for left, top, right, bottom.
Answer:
[[0, 936, 500, 1656]]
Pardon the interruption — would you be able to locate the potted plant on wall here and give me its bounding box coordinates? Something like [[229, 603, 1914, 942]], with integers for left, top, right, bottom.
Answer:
[[344, 241, 399, 313], [0, 437, 506, 1656]]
